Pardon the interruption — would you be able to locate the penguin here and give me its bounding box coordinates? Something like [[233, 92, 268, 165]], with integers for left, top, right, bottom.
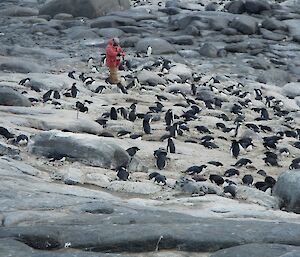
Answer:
[[259, 125, 272, 133], [156, 151, 168, 170], [254, 88, 263, 100], [110, 107, 118, 120], [79, 72, 85, 82], [245, 123, 260, 133], [279, 148, 290, 157], [230, 140, 240, 159], [167, 137, 176, 153], [117, 82, 128, 94], [14, 134, 29, 146], [117, 107, 128, 119], [53, 90, 60, 99], [154, 174, 167, 185], [257, 169, 267, 177], [146, 46, 152, 57], [116, 166, 129, 181], [68, 71, 76, 80], [0, 126, 14, 139], [71, 83, 79, 98], [19, 77, 30, 86], [117, 130, 131, 137], [195, 125, 212, 134], [242, 174, 253, 186], [42, 90, 53, 102], [75, 101, 88, 113], [165, 109, 174, 126], [233, 158, 252, 167], [191, 84, 197, 96], [143, 115, 152, 134], [224, 168, 240, 177], [209, 174, 224, 186], [87, 57, 94, 69], [126, 146, 140, 158], [84, 77, 95, 86], [185, 165, 207, 175], [94, 85, 106, 94], [207, 161, 223, 167], [201, 140, 219, 149], [224, 185, 236, 197], [156, 95, 168, 101], [128, 105, 137, 122]]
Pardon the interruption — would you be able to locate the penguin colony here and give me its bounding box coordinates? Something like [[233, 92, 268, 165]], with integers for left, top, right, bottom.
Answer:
[[8, 44, 300, 201]]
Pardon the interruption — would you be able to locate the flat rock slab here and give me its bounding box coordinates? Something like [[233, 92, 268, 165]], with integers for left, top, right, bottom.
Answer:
[[29, 130, 129, 169], [211, 243, 300, 257], [1, 219, 300, 253], [0, 87, 31, 107], [135, 38, 176, 55], [39, 0, 130, 19], [282, 82, 300, 98]]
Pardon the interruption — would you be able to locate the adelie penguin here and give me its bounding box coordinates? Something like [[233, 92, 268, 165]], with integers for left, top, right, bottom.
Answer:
[[126, 146, 140, 159], [167, 137, 175, 153], [209, 174, 224, 186], [143, 115, 152, 134], [242, 174, 253, 186], [110, 107, 118, 120], [128, 103, 137, 122], [68, 71, 76, 80], [149, 172, 166, 185], [116, 166, 129, 181], [165, 109, 174, 126], [230, 140, 240, 159], [184, 165, 207, 175]]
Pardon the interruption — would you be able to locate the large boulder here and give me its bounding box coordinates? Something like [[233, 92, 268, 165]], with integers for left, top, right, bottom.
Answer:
[[225, 0, 245, 14], [39, 0, 130, 19], [230, 16, 258, 34], [135, 38, 176, 55], [199, 43, 218, 57], [0, 87, 31, 107], [262, 18, 287, 31], [244, 0, 271, 14], [256, 68, 292, 86], [29, 130, 129, 169], [90, 15, 135, 29], [211, 243, 300, 257], [272, 170, 300, 214], [137, 70, 166, 85], [282, 82, 300, 98], [169, 63, 193, 81]]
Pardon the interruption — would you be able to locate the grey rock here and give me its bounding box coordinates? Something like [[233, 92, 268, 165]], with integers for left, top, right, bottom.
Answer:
[[98, 28, 124, 38], [169, 63, 193, 81], [110, 10, 157, 22], [225, 42, 249, 53], [120, 36, 140, 47], [273, 170, 300, 213], [0, 87, 31, 107], [178, 49, 201, 58], [199, 43, 218, 57], [221, 28, 239, 35], [230, 15, 258, 34], [0, 142, 20, 157], [159, 7, 181, 15], [262, 18, 288, 31], [247, 57, 271, 70], [244, 0, 271, 14], [284, 19, 300, 38], [118, 26, 148, 34], [205, 2, 218, 11], [67, 28, 99, 40], [137, 70, 166, 85], [30, 23, 59, 36], [0, 57, 46, 73], [211, 243, 300, 257], [209, 17, 230, 31], [282, 82, 300, 98], [39, 0, 130, 19], [90, 16, 135, 29], [135, 38, 176, 55], [168, 35, 194, 45], [53, 13, 73, 20], [294, 35, 300, 43], [260, 28, 287, 41], [225, 0, 245, 14], [29, 130, 129, 169], [256, 68, 292, 86], [1, 6, 39, 17]]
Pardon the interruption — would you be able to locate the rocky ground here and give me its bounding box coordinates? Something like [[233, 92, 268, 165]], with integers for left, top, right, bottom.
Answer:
[[0, 0, 300, 256]]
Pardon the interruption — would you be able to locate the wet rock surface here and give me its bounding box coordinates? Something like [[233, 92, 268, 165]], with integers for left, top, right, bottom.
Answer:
[[0, 0, 300, 256]]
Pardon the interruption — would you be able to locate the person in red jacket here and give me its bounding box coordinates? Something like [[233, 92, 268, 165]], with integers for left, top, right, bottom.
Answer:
[[105, 38, 125, 84]]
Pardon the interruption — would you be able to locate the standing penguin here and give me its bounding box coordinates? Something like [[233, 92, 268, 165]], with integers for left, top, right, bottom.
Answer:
[[110, 107, 118, 120], [230, 140, 240, 159], [165, 109, 174, 126], [167, 137, 176, 153], [143, 115, 152, 134], [128, 103, 137, 122], [147, 46, 152, 57]]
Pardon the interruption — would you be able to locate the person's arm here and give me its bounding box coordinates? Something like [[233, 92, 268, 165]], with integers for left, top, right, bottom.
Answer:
[[117, 46, 125, 56]]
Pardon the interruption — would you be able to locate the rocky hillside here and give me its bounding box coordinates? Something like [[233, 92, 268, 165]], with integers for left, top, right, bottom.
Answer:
[[0, 0, 300, 256]]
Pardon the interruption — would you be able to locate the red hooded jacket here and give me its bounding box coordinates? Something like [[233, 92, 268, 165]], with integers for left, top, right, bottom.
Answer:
[[105, 39, 125, 68]]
